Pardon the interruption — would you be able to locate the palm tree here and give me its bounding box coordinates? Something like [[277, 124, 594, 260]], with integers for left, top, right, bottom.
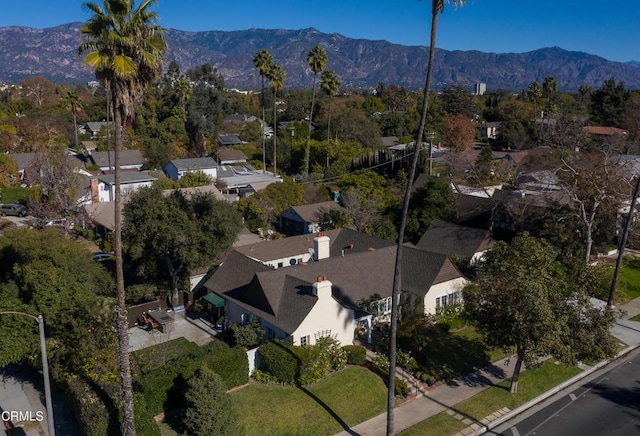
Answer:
[[63, 88, 83, 149], [386, 2, 464, 435], [527, 81, 543, 119], [253, 49, 274, 172], [79, 1, 166, 434], [266, 62, 285, 176], [320, 69, 340, 142], [304, 45, 327, 177]]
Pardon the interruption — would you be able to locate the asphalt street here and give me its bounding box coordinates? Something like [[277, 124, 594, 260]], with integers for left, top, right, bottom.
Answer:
[[493, 347, 640, 436]]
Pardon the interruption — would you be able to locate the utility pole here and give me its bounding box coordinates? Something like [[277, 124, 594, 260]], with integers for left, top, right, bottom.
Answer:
[[0, 312, 55, 436]]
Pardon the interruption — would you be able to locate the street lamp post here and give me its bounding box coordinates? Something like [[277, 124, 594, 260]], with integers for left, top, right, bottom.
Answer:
[[426, 132, 436, 176], [0, 311, 55, 436]]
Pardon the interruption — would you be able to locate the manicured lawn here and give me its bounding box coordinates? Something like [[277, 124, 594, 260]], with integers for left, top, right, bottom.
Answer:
[[598, 256, 640, 304], [400, 411, 465, 436], [232, 366, 387, 436], [399, 321, 510, 382], [400, 360, 582, 435], [131, 337, 199, 374]]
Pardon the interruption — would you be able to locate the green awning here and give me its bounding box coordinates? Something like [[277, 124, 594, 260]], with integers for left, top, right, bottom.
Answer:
[[203, 293, 226, 308]]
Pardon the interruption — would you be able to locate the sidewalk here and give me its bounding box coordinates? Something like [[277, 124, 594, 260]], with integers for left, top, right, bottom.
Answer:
[[337, 298, 640, 436]]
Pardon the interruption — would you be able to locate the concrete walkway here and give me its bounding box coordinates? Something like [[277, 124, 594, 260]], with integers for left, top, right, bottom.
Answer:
[[337, 297, 640, 436]]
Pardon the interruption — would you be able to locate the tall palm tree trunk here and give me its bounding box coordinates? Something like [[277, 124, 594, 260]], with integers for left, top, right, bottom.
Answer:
[[304, 74, 318, 177], [113, 98, 136, 436], [327, 94, 333, 142], [387, 9, 440, 436], [261, 76, 267, 172], [273, 92, 278, 176]]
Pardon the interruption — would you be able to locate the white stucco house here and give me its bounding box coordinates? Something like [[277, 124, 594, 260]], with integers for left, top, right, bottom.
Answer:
[[163, 157, 219, 181], [204, 229, 468, 346], [89, 171, 157, 203]]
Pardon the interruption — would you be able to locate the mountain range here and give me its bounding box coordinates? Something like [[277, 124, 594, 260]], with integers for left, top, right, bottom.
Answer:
[[1, 23, 639, 91]]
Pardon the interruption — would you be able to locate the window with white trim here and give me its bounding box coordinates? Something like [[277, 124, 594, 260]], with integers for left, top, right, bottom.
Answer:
[[300, 335, 310, 347], [436, 291, 460, 309]]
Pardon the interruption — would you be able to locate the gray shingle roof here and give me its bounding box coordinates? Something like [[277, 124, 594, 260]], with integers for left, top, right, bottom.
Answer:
[[234, 228, 394, 263], [89, 150, 145, 168], [170, 157, 218, 171], [416, 219, 493, 258], [205, 231, 464, 334], [287, 201, 344, 223]]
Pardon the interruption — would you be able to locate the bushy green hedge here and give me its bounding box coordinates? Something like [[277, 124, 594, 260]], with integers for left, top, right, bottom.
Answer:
[[136, 341, 248, 415], [257, 337, 347, 386], [343, 345, 367, 365], [256, 339, 298, 384], [65, 376, 118, 436], [0, 186, 38, 204]]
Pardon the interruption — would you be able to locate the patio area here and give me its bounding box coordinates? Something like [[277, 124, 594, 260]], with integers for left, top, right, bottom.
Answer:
[[128, 311, 217, 352]]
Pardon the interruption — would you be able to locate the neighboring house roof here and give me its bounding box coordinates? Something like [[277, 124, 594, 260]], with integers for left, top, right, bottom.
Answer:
[[96, 171, 157, 185], [416, 219, 493, 258], [234, 228, 394, 264], [583, 126, 628, 136], [206, 237, 462, 335], [88, 150, 145, 169], [83, 121, 113, 134], [215, 149, 248, 163], [84, 201, 117, 231], [164, 184, 226, 201], [513, 170, 561, 192], [218, 134, 243, 146], [223, 114, 258, 123], [8, 153, 36, 171], [284, 201, 344, 224], [168, 157, 218, 171], [381, 136, 399, 147]]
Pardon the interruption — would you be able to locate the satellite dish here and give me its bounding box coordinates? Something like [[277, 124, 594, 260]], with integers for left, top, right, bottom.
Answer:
[[290, 258, 297, 265]]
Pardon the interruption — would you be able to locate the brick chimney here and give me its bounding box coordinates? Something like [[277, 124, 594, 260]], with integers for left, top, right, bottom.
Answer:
[[90, 178, 100, 203], [314, 232, 330, 261], [312, 275, 332, 299]]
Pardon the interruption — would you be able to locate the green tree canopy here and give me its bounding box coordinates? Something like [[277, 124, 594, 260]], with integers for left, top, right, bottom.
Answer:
[[182, 365, 238, 436], [0, 227, 115, 372], [463, 235, 616, 393], [123, 186, 242, 304]]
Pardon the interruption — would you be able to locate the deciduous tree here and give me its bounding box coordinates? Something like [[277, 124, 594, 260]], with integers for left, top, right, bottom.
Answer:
[[123, 186, 241, 305], [463, 235, 616, 393]]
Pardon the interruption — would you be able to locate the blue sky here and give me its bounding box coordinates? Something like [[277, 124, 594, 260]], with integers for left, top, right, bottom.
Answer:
[[2, 1, 638, 63]]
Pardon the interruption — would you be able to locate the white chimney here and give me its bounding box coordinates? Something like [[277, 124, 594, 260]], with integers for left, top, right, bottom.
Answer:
[[314, 232, 330, 261], [313, 232, 331, 260], [312, 275, 332, 299]]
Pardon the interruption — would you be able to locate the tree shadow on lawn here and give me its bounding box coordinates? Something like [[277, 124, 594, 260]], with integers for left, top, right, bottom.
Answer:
[[399, 322, 505, 386], [299, 386, 357, 435]]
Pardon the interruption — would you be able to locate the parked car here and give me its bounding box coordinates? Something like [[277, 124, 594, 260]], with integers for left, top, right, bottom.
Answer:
[[92, 252, 114, 262], [0, 203, 27, 217]]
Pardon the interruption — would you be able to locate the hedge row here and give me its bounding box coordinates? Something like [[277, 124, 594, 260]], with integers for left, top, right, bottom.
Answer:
[[65, 376, 159, 436], [256, 340, 366, 386], [136, 340, 248, 415]]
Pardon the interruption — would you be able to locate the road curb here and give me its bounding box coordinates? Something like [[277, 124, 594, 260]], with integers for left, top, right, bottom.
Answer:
[[474, 343, 640, 435]]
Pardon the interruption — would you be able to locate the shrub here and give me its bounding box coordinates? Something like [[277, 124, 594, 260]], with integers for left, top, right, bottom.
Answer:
[[257, 339, 298, 384], [231, 318, 264, 348], [134, 392, 161, 436], [183, 366, 239, 436], [251, 369, 279, 384], [396, 349, 418, 372], [343, 345, 367, 365], [137, 341, 248, 415], [65, 376, 118, 436], [316, 336, 347, 371]]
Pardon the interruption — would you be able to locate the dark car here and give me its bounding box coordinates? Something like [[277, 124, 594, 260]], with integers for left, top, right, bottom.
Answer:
[[0, 204, 27, 217], [92, 252, 114, 262]]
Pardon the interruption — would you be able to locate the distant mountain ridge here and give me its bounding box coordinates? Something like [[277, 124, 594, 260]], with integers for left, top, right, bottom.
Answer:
[[1, 23, 640, 91]]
